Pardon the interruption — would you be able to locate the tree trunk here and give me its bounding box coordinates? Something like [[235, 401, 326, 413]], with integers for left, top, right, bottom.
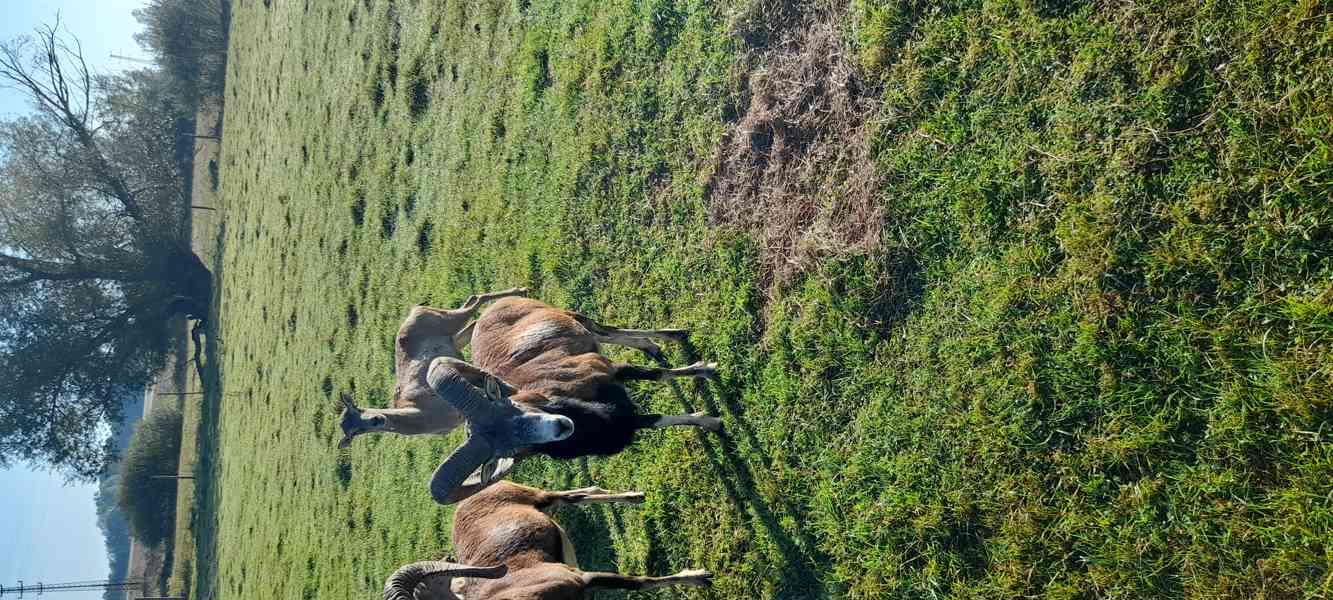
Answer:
[[161, 245, 213, 321]]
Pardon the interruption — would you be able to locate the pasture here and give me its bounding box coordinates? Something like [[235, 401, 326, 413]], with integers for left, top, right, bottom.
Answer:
[[183, 0, 1331, 598]]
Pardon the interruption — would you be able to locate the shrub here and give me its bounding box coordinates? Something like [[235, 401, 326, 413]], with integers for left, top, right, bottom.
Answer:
[[116, 407, 184, 547]]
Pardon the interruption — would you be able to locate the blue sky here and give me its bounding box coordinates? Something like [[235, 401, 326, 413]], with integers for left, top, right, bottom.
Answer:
[[1, 0, 148, 593], [0, 0, 151, 118]]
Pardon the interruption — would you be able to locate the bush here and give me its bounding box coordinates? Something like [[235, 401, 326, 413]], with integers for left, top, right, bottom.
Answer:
[[117, 407, 184, 547]]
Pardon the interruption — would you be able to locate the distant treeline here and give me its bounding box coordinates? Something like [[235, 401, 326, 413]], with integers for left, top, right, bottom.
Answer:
[[97, 476, 131, 600], [95, 391, 146, 600]]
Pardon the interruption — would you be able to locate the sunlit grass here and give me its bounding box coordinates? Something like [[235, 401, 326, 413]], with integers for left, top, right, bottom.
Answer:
[[183, 0, 1331, 598]]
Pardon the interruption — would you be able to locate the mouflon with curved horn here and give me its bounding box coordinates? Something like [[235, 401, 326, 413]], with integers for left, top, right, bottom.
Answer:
[[338, 287, 528, 449], [427, 297, 723, 504], [387, 480, 711, 600]]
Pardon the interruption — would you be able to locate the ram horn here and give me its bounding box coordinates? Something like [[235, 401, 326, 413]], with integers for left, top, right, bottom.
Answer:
[[429, 435, 496, 505], [382, 561, 506, 600]]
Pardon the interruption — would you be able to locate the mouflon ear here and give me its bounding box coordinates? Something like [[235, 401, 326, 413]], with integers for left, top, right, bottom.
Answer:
[[443, 456, 519, 504], [474, 456, 516, 487], [339, 393, 360, 414], [483, 373, 519, 410], [337, 393, 365, 449]]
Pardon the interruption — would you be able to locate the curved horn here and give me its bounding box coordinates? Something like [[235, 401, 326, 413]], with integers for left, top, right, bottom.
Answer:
[[427, 358, 501, 423], [383, 561, 506, 600], [429, 434, 496, 505], [441, 458, 518, 505], [340, 393, 360, 413]]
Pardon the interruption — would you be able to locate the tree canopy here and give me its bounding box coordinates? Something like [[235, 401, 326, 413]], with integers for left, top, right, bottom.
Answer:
[[0, 23, 210, 479], [116, 406, 183, 548]]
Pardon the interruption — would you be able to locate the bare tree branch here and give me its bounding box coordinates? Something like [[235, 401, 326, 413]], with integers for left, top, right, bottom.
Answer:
[[0, 251, 150, 287], [0, 22, 147, 226]]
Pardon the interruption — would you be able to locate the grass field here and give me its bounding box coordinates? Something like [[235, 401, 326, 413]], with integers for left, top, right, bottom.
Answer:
[[184, 0, 1331, 598]]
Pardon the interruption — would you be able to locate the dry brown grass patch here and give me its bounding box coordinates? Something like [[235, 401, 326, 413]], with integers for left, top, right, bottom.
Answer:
[[709, 0, 883, 287]]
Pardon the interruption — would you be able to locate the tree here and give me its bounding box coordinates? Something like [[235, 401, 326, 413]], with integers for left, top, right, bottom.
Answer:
[[116, 407, 183, 548], [133, 0, 229, 105], [0, 22, 211, 480]]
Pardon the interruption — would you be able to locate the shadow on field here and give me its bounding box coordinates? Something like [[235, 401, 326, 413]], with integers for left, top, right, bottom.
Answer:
[[188, 223, 228, 600], [551, 462, 630, 575], [661, 345, 833, 599]]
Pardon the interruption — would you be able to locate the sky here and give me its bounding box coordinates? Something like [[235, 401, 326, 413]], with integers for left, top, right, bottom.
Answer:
[[0, 0, 151, 119], [1, 0, 149, 594]]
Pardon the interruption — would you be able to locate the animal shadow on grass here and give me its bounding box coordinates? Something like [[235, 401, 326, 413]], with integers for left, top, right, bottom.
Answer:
[[656, 344, 833, 600], [565, 460, 710, 600], [638, 511, 678, 587], [556, 462, 630, 572], [518, 461, 635, 599], [335, 454, 354, 488]]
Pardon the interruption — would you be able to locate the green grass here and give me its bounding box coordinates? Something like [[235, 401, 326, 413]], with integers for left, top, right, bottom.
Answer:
[[187, 0, 1331, 598]]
